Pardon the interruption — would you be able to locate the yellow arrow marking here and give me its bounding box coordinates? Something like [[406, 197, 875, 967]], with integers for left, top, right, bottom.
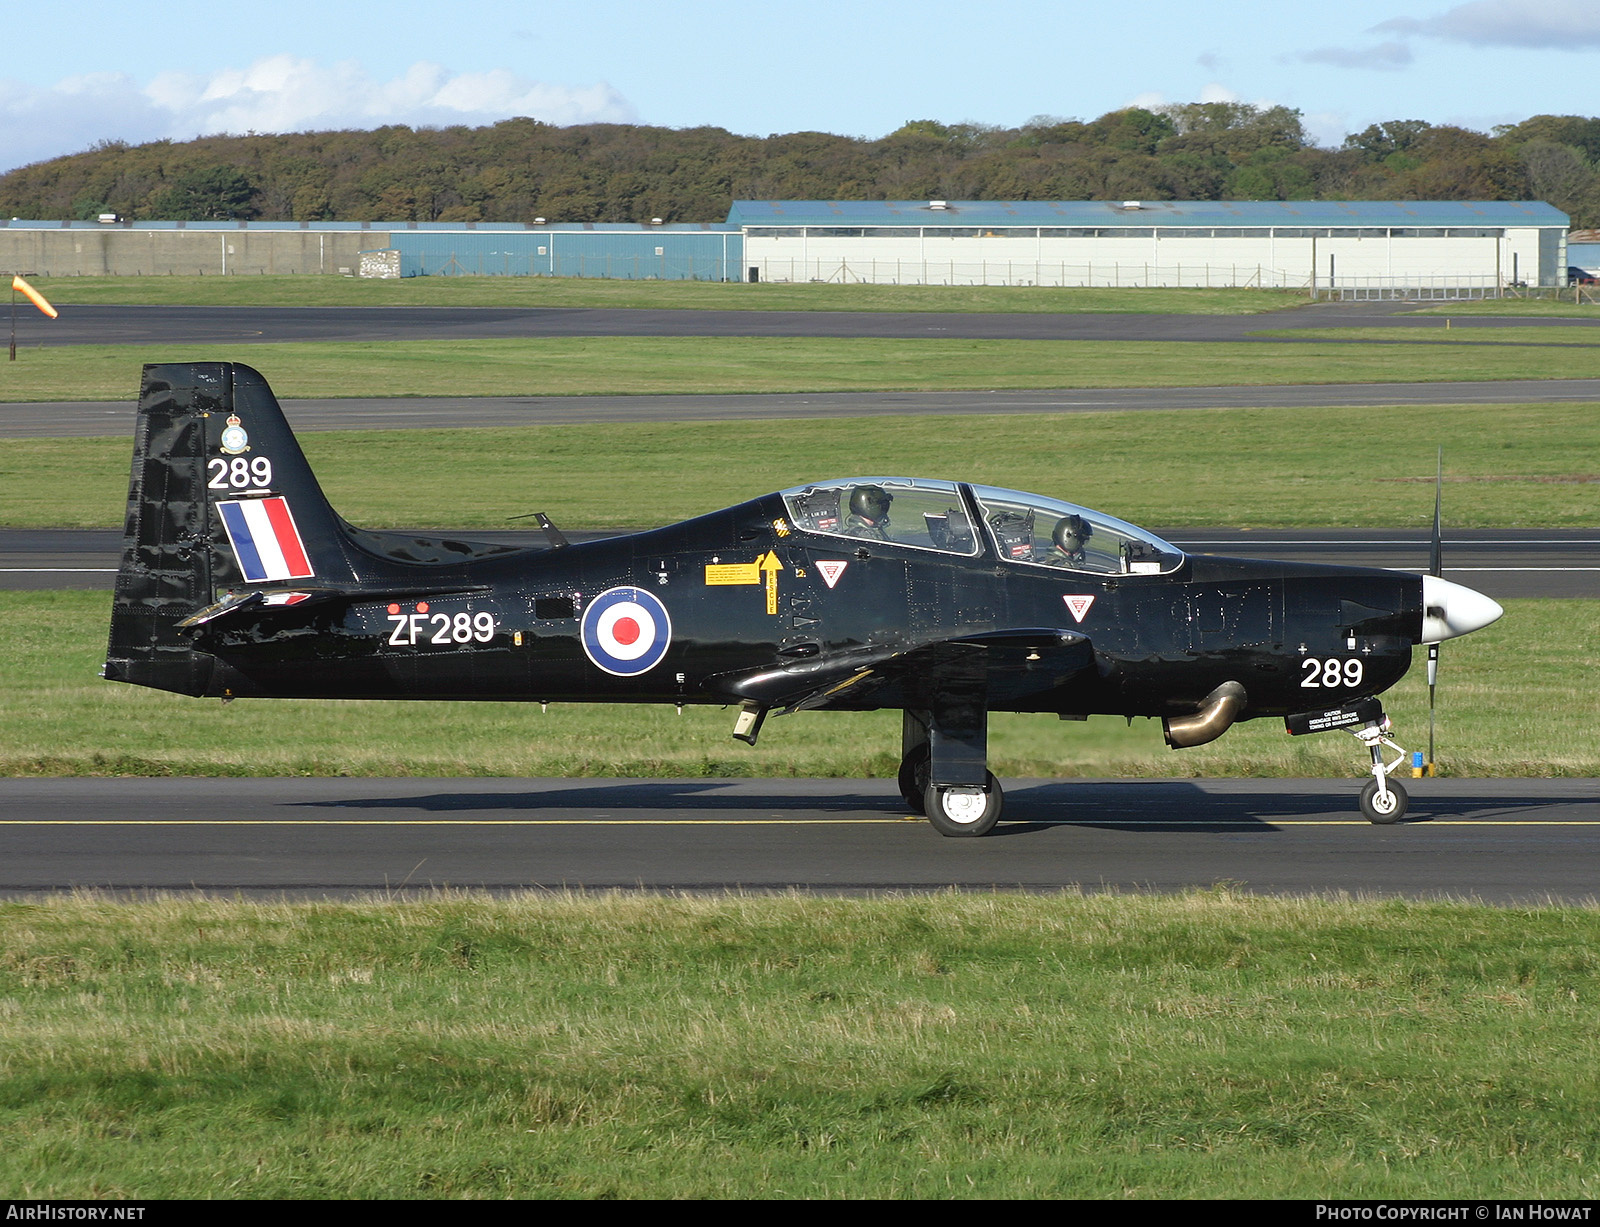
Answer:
[[760, 550, 781, 614]]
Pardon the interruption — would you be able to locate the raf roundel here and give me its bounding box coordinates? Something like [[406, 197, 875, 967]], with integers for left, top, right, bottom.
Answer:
[[580, 587, 673, 677]]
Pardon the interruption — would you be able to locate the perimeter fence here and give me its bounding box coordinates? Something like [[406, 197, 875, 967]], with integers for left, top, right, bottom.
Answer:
[[747, 258, 1534, 298]]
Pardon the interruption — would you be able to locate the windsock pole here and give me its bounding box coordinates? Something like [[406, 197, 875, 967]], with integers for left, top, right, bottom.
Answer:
[[10, 274, 58, 360]]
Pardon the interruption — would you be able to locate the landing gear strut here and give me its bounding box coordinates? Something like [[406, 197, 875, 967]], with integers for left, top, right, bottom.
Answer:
[[900, 707, 1003, 837]]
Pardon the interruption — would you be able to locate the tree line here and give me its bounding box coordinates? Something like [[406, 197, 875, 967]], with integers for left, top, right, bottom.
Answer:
[[4, 104, 1600, 228]]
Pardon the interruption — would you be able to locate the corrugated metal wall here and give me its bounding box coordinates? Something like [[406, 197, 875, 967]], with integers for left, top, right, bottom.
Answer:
[[393, 230, 743, 280], [744, 227, 1556, 289]]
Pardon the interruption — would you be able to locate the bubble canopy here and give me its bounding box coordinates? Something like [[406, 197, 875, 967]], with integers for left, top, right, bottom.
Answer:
[[779, 478, 1184, 575]]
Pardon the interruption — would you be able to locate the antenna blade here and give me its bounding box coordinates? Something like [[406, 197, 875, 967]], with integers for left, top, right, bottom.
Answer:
[[535, 512, 570, 549]]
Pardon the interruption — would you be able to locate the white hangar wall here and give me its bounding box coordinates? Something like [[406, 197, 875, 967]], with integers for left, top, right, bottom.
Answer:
[[728, 201, 1570, 294]]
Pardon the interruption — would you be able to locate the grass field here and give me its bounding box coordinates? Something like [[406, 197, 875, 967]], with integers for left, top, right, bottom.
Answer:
[[6, 401, 1598, 530], [19, 274, 1310, 315], [7, 592, 1591, 779], [6, 332, 1600, 404], [2, 890, 1598, 1199]]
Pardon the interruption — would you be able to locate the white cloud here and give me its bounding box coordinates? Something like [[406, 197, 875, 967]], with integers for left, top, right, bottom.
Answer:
[[1128, 84, 1287, 111], [1298, 41, 1415, 70], [1302, 111, 1354, 149], [1124, 90, 1169, 112], [1377, 0, 1600, 48], [0, 55, 636, 175]]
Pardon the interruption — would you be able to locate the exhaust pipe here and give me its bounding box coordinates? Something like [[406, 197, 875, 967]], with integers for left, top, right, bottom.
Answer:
[[1164, 681, 1248, 749]]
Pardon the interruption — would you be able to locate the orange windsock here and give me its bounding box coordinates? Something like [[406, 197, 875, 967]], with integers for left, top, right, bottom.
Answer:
[[11, 276, 57, 319]]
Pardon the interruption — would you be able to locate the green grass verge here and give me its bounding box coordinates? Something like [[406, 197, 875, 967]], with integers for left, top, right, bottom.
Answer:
[[6, 592, 1592, 778], [1257, 326, 1600, 345], [2, 891, 1599, 1198], [22, 274, 1309, 314], [7, 402, 1598, 530], [7, 332, 1600, 403], [1412, 297, 1600, 317]]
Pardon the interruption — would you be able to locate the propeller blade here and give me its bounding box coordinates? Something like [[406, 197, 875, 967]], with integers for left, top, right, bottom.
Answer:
[[1430, 446, 1443, 579], [1427, 642, 1438, 771], [1426, 448, 1442, 774]]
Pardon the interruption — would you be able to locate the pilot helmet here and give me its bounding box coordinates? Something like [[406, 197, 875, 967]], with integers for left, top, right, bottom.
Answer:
[[1053, 513, 1092, 553], [849, 484, 893, 524]]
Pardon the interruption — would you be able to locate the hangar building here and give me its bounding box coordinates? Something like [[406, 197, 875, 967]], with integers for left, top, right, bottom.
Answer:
[[727, 200, 1570, 294], [1, 200, 1569, 294]]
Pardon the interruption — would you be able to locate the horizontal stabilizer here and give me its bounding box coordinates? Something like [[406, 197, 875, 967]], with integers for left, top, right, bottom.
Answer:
[[177, 582, 493, 632]]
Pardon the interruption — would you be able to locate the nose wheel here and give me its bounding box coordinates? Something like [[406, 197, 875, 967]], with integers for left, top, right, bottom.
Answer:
[[1360, 776, 1408, 824]]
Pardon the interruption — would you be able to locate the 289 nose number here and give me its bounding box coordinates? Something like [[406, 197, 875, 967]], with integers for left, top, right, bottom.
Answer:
[[1301, 657, 1364, 688]]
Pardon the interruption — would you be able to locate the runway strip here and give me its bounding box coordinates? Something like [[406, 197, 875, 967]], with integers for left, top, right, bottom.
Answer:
[[10, 378, 1600, 437], [3, 777, 1596, 902]]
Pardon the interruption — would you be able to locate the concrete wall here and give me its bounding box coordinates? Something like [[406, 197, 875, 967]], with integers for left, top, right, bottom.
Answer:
[[0, 227, 389, 276]]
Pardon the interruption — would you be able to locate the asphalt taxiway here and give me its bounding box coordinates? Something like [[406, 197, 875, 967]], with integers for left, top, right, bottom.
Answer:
[[13, 377, 1600, 438], [22, 300, 1600, 348], [2, 777, 1595, 903]]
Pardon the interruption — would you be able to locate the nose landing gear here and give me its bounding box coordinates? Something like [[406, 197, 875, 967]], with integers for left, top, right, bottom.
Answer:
[[1285, 698, 1411, 824], [1353, 718, 1409, 824]]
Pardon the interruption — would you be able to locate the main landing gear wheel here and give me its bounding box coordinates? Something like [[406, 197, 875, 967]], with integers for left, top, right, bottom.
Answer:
[[923, 773, 1003, 838], [1360, 777, 1408, 824], [898, 743, 931, 814]]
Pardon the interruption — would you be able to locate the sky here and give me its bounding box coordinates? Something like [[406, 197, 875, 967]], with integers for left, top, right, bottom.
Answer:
[[2, 0, 1598, 179]]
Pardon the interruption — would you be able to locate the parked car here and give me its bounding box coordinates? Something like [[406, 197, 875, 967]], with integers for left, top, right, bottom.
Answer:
[[1567, 266, 1598, 285]]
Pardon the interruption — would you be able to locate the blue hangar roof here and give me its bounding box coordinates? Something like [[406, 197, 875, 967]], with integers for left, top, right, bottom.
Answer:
[[726, 200, 1570, 228]]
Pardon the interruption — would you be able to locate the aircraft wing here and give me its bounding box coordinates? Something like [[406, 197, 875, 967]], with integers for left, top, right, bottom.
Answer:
[[708, 628, 1095, 715]]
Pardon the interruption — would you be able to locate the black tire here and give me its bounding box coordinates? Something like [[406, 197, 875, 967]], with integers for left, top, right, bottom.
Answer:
[[923, 773, 1003, 837], [1360, 777, 1408, 824], [898, 743, 930, 814]]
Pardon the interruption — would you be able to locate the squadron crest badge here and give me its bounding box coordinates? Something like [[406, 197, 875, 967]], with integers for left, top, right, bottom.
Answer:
[[219, 414, 250, 455]]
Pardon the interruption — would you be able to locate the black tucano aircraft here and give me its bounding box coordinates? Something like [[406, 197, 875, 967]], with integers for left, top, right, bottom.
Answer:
[[105, 362, 1503, 836]]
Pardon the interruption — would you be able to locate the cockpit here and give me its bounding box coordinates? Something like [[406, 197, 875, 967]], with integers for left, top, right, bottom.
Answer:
[[779, 478, 1184, 576]]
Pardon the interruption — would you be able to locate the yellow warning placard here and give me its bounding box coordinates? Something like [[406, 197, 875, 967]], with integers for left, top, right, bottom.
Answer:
[[704, 562, 761, 585]]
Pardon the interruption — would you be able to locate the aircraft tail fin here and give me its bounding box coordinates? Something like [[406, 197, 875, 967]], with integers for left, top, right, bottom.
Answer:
[[104, 362, 356, 696]]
